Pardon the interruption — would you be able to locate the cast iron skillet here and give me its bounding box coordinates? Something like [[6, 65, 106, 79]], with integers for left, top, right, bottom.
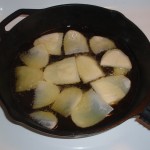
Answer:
[[0, 4, 150, 138]]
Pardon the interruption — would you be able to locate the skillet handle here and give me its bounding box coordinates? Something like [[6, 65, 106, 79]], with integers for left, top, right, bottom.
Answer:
[[139, 105, 150, 124], [130, 94, 150, 126], [0, 9, 38, 36]]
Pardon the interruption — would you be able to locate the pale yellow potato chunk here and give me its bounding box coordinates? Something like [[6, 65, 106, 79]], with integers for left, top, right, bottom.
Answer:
[[33, 81, 60, 109], [34, 33, 63, 55], [30, 111, 58, 129], [100, 49, 132, 70], [15, 66, 43, 92], [20, 44, 49, 69], [89, 36, 116, 54], [91, 75, 131, 105], [76, 55, 104, 83], [71, 89, 113, 128], [44, 57, 80, 84], [113, 67, 129, 76], [64, 30, 89, 55], [52, 87, 82, 117]]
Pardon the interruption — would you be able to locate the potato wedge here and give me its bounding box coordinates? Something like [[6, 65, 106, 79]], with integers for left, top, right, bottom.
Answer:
[[20, 44, 49, 69], [15, 66, 43, 92], [30, 111, 58, 129], [91, 75, 131, 105], [52, 87, 82, 117], [71, 89, 113, 128], [113, 67, 129, 76], [33, 81, 60, 109], [76, 55, 104, 83], [100, 49, 132, 70], [89, 36, 116, 54], [34, 33, 63, 55], [64, 30, 89, 55], [44, 57, 80, 84]]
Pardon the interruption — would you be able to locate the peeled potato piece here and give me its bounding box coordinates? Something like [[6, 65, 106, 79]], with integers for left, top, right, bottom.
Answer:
[[20, 44, 49, 69], [76, 55, 105, 83], [89, 36, 116, 54], [44, 57, 80, 84], [64, 30, 89, 55], [33, 81, 60, 109], [30, 111, 58, 129], [34, 33, 63, 55], [71, 89, 113, 128], [15, 66, 43, 92], [100, 49, 132, 70], [52, 87, 82, 117], [91, 75, 131, 105], [113, 67, 129, 76]]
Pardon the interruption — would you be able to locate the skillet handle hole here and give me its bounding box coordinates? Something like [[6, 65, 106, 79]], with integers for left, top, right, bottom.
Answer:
[[5, 14, 28, 31]]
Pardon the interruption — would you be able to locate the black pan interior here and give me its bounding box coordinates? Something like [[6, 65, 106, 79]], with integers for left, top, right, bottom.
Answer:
[[0, 4, 150, 138]]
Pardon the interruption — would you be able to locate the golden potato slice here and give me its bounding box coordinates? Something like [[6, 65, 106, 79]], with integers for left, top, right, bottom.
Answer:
[[34, 33, 63, 55], [20, 44, 49, 69], [52, 87, 82, 117], [76, 55, 105, 83], [71, 89, 113, 128], [44, 57, 80, 84], [100, 49, 132, 70], [30, 111, 58, 129], [64, 30, 89, 55], [91, 75, 131, 105], [113, 67, 129, 76], [15, 66, 43, 92], [33, 81, 60, 109], [89, 36, 116, 54]]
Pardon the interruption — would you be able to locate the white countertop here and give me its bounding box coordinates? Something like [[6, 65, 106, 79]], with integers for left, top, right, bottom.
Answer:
[[0, 0, 150, 150]]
